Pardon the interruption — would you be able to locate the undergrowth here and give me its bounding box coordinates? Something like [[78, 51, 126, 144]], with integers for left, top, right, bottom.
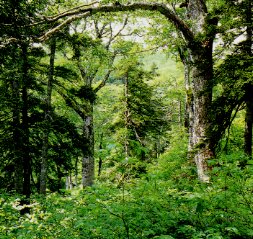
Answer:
[[1, 131, 253, 238]]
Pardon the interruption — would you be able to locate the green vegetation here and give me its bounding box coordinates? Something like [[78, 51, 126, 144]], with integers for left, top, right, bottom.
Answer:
[[1, 130, 253, 238], [0, 0, 252, 238]]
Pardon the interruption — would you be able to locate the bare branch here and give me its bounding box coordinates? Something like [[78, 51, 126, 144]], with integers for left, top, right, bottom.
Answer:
[[38, 12, 90, 42], [0, 38, 19, 49], [2, 2, 194, 48], [44, 1, 99, 22], [106, 16, 129, 49]]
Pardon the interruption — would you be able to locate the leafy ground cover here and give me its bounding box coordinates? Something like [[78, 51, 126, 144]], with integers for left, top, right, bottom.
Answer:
[[1, 130, 253, 239]]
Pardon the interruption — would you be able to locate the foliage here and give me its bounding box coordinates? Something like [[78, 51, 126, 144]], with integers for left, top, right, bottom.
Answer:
[[1, 131, 253, 238], [0, 0, 253, 238]]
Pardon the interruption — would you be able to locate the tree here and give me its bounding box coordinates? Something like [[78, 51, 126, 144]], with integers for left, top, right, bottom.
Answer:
[[3, 0, 251, 182], [55, 17, 130, 187], [209, 0, 253, 159], [40, 38, 56, 195], [114, 53, 169, 161], [31, 1, 219, 182]]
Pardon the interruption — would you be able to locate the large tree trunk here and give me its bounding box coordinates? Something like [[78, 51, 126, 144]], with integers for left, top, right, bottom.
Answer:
[[190, 48, 214, 182], [40, 39, 56, 194], [180, 45, 213, 182], [169, 1, 215, 182], [186, 0, 215, 182]]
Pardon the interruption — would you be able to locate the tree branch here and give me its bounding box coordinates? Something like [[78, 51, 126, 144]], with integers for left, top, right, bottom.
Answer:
[[94, 54, 116, 93], [43, 1, 99, 22], [42, 2, 194, 43], [38, 12, 90, 42]]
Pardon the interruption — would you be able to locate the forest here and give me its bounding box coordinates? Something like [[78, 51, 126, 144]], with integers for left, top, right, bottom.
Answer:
[[0, 0, 252, 238]]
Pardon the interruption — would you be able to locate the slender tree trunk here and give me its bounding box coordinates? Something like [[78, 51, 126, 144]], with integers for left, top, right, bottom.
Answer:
[[124, 75, 130, 159], [178, 47, 194, 151], [12, 79, 23, 194], [98, 133, 103, 177], [244, 92, 253, 156], [185, 64, 194, 153], [75, 157, 78, 186], [66, 172, 73, 189], [20, 44, 31, 214], [40, 39, 56, 194], [82, 102, 94, 187], [244, 0, 253, 157], [21, 81, 31, 199]]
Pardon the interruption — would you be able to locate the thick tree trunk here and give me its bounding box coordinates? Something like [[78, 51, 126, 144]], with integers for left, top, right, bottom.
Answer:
[[82, 103, 94, 187], [189, 46, 214, 182], [40, 39, 56, 194], [183, 0, 215, 182]]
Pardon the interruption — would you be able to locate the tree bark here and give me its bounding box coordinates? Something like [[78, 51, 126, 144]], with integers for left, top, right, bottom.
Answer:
[[244, 91, 253, 156], [12, 78, 23, 194], [186, 0, 215, 182], [190, 49, 213, 182], [20, 44, 31, 214], [40, 38, 56, 194], [82, 103, 94, 187], [178, 46, 194, 151], [124, 74, 130, 159], [98, 133, 103, 177]]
